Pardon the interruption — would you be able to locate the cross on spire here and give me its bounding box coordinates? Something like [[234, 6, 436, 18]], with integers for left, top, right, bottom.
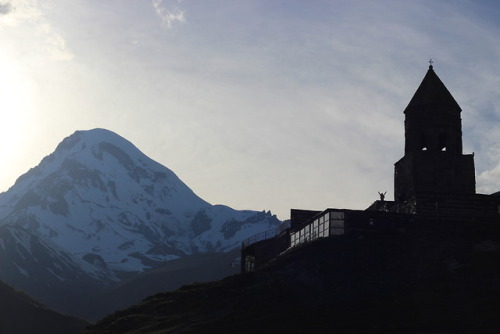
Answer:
[[429, 58, 434, 68]]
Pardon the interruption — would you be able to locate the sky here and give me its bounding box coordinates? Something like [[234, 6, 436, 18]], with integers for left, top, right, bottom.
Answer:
[[1, 0, 500, 220]]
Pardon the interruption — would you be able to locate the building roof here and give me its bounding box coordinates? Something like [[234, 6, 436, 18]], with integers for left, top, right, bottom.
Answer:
[[404, 65, 462, 114]]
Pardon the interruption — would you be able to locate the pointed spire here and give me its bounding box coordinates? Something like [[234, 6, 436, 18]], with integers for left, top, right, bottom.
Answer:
[[404, 63, 461, 114]]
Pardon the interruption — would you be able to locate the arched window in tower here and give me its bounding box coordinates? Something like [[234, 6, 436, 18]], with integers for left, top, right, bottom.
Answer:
[[438, 133, 448, 151], [420, 134, 428, 151]]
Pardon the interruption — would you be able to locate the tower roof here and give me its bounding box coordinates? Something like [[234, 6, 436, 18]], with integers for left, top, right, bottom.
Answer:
[[404, 65, 462, 113]]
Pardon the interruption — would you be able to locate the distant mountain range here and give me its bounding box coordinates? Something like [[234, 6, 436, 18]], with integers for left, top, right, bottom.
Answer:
[[0, 128, 280, 320]]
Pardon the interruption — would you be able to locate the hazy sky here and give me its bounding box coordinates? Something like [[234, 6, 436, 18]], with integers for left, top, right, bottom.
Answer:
[[1, 0, 500, 219]]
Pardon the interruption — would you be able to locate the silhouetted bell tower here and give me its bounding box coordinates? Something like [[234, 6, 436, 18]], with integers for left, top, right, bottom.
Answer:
[[394, 63, 476, 203]]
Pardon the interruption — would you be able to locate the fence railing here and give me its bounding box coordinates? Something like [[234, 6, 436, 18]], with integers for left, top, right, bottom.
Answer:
[[290, 211, 344, 248], [242, 221, 290, 248]]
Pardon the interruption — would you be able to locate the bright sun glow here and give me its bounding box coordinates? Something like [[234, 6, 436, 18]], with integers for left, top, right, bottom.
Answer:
[[0, 53, 35, 185]]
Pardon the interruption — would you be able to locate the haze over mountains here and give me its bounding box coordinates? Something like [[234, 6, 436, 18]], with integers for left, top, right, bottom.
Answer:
[[0, 128, 280, 320]]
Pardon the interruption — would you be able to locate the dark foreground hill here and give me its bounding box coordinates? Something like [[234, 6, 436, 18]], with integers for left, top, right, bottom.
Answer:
[[82, 220, 500, 333], [0, 280, 87, 334]]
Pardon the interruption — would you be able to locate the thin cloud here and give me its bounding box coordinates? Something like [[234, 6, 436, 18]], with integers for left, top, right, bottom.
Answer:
[[0, 0, 39, 26], [152, 0, 185, 28], [37, 22, 73, 61], [0, 0, 73, 61], [0, 2, 12, 15]]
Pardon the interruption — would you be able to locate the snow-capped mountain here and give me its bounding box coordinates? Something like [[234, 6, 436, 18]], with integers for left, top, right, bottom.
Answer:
[[0, 128, 280, 277]]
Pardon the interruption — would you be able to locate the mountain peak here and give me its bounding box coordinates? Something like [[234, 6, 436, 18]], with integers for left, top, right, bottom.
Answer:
[[11, 128, 191, 205], [0, 128, 281, 319], [0, 129, 280, 273], [55, 128, 142, 156]]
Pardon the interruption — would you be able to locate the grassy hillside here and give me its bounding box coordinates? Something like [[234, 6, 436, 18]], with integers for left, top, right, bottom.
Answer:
[[82, 220, 500, 333]]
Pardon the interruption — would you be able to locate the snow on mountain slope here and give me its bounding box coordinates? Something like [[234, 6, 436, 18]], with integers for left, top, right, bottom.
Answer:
[[0, 129, 280, 275]]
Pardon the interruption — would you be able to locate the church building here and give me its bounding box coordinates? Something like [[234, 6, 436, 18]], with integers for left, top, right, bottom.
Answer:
[[389, 63, 500, 220], [395, 63, 475, 202], [241, 64, 500, 273]]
